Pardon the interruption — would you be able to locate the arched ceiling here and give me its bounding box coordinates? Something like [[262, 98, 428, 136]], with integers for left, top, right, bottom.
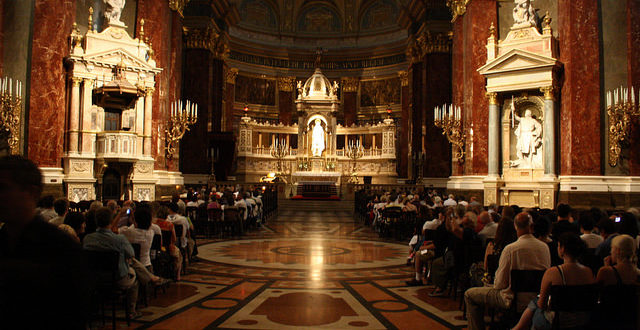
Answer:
[[232, 0, 405, 35]]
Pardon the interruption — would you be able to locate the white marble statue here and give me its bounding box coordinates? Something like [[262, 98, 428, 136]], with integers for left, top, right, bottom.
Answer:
[[512, 0, 537, 28], [104, 0, 126, 26], [330, 81, 339, 97], [512, 109, 542, 168], [311, 119, 325, 157], [297, 80, 303, 99]]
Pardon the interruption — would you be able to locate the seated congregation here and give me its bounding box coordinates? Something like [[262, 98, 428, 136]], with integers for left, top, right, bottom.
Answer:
[[0, 155, 273, 328], [355, 188, 640, 329]]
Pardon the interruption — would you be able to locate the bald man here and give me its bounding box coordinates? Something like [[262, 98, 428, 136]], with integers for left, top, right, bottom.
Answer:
[[464, 212, 550, 330]]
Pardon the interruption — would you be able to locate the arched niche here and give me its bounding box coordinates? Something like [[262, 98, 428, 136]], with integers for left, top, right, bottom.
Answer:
[[296, 3, 342, 33], [501, 95, 545, 173], [239, 0, 280, 31], [359, 0, 399, 31]]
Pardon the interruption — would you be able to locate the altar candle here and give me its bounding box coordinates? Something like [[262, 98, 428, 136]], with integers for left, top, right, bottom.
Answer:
[[632, 86, 635, 104], [9, 78, 11, 95]]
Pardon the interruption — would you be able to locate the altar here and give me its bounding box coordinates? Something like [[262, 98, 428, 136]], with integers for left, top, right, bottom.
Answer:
[[235, 68, 398, 195]]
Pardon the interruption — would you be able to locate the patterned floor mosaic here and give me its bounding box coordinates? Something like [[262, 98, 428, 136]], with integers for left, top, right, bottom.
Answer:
[[106, 203, 467, 329]]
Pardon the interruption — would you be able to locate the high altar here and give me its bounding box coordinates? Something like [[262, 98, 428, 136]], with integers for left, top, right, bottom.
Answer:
[[236, 68, 397, 195]]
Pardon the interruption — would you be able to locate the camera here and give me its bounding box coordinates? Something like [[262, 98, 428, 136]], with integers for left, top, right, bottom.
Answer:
[[126, 208, 131, 215], [615, 216, 621, 223]]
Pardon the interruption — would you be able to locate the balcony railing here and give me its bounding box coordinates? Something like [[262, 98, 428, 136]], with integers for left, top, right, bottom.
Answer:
[[96, 131, 138, 161]]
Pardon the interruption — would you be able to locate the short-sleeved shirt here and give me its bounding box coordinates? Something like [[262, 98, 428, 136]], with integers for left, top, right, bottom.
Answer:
[[83, 228, 134, 278], [118, 225, 154, 266], [167, 214, 189, 248]]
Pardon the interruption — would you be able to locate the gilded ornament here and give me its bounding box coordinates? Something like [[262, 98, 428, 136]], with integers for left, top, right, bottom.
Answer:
[[540, 86, 555, 100], [168, 0, 190, 18], [398, 71, 408, 87], [277, 76, 296, 92], [183, 27, 229, 59], [342, 77, 359, 93], [226, 68, 239, 84], [486, 92, 498, 105], [447, 0, 470, 22]]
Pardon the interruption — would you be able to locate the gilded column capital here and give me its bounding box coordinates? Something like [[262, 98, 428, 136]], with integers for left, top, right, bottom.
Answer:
[[486, 92, 498, 105], [144, 87, 155, 96], [540, 86, 555, 100], [226, 68, 239, 84], [184, 27, 229, 59], [168, 0, 190, 18], [71, 77, 83, 86], [342, 77, 359, 93], [277, 76, 296, 92], [398, 71, 409, 87], [406, 31, 452, 63], [447, 0, 470, 22]]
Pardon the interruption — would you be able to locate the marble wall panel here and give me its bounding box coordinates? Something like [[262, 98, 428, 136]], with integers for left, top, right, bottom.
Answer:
[[137, 0, 172, 170], [278, 90, 293, 125], [602, 0, 629, 176], [181, 49, 212, 174], [343, 91, 357, 126], [628, 0, 640, 176], [28, 0, 75, 167], [424, 53, 452, 178], [451, 19, 464, 176], [398, 84, 409, 178], [558, 0, 602, 175], [166, 12, 183, 172]]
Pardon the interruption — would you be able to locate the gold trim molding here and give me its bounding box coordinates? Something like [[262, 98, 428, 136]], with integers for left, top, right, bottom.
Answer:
[[183, 27, 229, 59], [342, 77, 359, 93], [226, 68, 239, 84], [486, 92, 498, 105], [540, 86, 555, 101], [169, 0, 190, 18], [406, 31, 452, 63], [398, 71, 408, 87], [447, 0, 470, 22], [277, 76, 296, 92]]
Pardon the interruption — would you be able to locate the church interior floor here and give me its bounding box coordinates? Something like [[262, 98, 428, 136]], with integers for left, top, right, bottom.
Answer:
[[103, 205, 467, 329]]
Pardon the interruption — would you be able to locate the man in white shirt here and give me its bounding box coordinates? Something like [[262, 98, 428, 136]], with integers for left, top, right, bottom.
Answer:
[[422, 208, 445, 231], [167, 203, 191, 253], [464, 212, 550, 330], [235, 194, 248, 221], [579, 214, 603, 249], [443, 194, 457, 207]]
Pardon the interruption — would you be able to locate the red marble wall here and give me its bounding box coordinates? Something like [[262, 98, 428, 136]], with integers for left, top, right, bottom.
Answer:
[[136, 0, 173, 170], [28, 0, 75, 167], [343, 91, 357, 126], [398, 83, 409, 178], [424, 53, 452, 177], [411, 61, 424, 179], [628, 0, 640, 175], [181, 49, 213, 174], [0, 3, 4, 76], [558, 0, 602, 175], [278, 91, 293, 125], [165, 12, 183, 171], [225, 81, 235, 131], [467, 0, 494, 176], [451, 19, 464, 176]]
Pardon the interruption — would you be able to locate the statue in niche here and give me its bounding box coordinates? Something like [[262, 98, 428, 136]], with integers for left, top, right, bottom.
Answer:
[[104, 0, 126, 26], [511, 109, 543, 168], [512, 0, 537, 28], [310, 119, 325, 157], [330, 81, 339, 97]]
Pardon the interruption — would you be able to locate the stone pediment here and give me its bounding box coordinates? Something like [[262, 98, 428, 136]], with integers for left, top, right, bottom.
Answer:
[[478, 48, 557, 76], [79, 48, 161, 73]]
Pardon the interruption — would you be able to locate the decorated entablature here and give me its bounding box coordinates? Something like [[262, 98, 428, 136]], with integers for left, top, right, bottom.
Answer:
[[63, 5, 168, 202], [236, 68, 397, 185]]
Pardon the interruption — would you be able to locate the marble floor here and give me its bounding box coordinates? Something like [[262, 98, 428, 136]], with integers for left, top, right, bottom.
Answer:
[[109, 202, 467, 329]]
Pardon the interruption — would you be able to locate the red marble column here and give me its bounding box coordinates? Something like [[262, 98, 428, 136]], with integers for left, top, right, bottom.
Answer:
[[465, 0, 494, 176], [558, 0, 602, 175], [424, 53, 452, 177], [628, 0, 640, 175], [398, 80, 410, 178], [181, 49, 213, 174], [225, 80, 236, 131], [212, 59, 225, 132], [0, 3, 4, 76], [27, 0, 75, 166], [278, 90, 293, 125], [343, 90, 357, 126], [451, 18, 464, 176], [165, 12, 183, 171], [411, 61, 424, 180], [136, 0, 173, 170]]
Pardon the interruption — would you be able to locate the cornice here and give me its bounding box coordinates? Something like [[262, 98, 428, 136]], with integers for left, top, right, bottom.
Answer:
[[406, 30, 452, 63], [183, 26, 229, 59]]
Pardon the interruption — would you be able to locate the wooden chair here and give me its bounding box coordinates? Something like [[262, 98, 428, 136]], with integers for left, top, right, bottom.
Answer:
[[174, 224, 187, 274], [548, 284, 599, 329], [207, 208, 223, 238], [84, 249, 131, 329]]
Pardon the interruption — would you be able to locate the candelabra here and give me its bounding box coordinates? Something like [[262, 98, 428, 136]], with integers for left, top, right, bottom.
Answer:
[[165, 100, 198, 159], [270, 138, 289, 173], [607, 86, 639, 167], [433, 104, 465, 163], [345, 140, 364, 183], [0, 77, 23, 155]]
